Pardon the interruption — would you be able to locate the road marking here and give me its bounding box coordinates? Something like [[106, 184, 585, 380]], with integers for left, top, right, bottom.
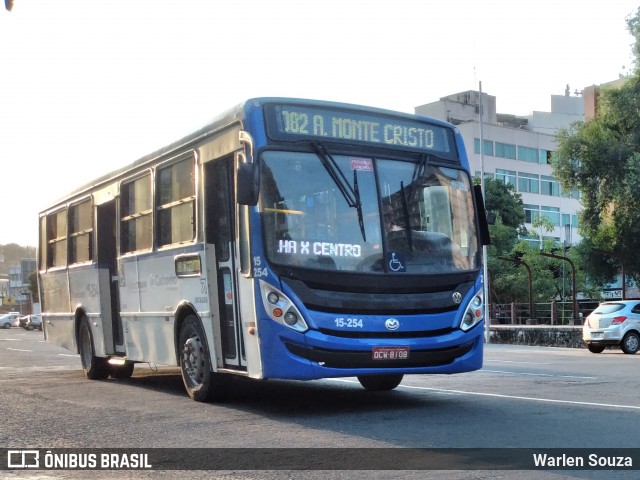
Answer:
[[481, 369, 596, 379], [485, 359, 550, 365], [6, 347, 32, 352], [58, 353, 79, 357], [328, 379, 640, 411], [0, 365, 81, 371], [0, 338, 21, 341]]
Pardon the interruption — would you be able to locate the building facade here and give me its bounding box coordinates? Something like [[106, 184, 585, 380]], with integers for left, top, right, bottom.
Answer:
[[415, 90, 583, 249], [8, 258, 36, 314]]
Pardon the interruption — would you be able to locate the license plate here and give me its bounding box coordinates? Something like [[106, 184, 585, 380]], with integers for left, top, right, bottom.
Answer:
[[372, 346, 409, 360], [591, 332, 604, 340]]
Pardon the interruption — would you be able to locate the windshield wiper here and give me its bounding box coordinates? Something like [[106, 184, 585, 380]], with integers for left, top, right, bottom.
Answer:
[[400, 153, 433, 251], [353, 169, 366, 242], [409, 153, 431, 199], [311, 142, 366, 242], [400, 181, 413, 251]]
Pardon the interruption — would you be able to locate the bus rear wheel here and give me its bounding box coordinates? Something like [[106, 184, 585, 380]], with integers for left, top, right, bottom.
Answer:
[[179, 315, 229, 402], [78, 316, 109, 380], [357, 374, 404, 391], [110, 361, 135, 379]]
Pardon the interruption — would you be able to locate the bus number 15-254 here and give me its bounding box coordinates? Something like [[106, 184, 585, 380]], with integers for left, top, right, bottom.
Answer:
[[335, 318, 363, 328]]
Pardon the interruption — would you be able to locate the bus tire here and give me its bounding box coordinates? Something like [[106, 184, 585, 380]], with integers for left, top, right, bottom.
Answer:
[[357, 374, 404, 391], [110, 361, 135, 379], [78, 316, 109, 380], [179, 315, 229, 402]]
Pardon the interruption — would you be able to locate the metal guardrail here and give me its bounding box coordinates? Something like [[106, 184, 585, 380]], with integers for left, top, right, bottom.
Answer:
[[491, 301, 589, 326]]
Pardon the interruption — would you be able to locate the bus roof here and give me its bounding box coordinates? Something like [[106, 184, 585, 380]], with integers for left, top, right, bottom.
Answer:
[[40, 97, 456, 212]]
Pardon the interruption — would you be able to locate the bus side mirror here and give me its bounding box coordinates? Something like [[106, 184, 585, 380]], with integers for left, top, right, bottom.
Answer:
[[473, 184, 491, 246], [237, 162, 259, 206]]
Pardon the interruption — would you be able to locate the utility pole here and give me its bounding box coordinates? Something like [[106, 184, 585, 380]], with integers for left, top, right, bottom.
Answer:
[[479, 81, 490, 342], [541, 252, 578, 323]]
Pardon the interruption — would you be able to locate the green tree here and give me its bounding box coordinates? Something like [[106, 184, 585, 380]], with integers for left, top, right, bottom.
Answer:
[[479, 179, 589, 312], [477, 178, 530, 304], [483, 178, 526, 233], [554, 8, 640, 286]]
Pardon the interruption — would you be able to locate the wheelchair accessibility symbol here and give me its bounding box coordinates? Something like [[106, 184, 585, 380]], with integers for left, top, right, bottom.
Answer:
[[387, 252, 406, 272]]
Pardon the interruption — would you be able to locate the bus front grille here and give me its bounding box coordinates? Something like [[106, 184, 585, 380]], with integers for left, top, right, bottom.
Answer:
[[316, 327, 456, 338], [284, 341, 474, 369]]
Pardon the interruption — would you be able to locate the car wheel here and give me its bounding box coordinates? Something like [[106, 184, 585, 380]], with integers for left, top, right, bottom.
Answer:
[[78, 316, 109, 379], [587, 344, 606, 353], [621, 332, 640, 354], [110, 361, 135, 379], [179, 315, 229, 402], [26, 325, 34, 331], [357, 374, 404, 391], [3, 322, 10, 329]]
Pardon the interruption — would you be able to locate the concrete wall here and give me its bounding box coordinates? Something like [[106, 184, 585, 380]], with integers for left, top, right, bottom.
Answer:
[[489, 325, 584, 348]]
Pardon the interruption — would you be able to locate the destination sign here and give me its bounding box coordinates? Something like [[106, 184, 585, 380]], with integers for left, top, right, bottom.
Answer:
[[266, 104, 456, 158]]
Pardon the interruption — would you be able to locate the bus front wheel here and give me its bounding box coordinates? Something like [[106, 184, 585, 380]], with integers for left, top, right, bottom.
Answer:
[[179, 315, 229, 402], [357, 374, 404, 391], [78, 316, 109, 380]]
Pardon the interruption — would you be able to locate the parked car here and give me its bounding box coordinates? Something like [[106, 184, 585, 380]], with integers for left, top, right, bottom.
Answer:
[[20, 314, 42, 331], [0, 312, 22, 329], [583, 300, 640, 354]]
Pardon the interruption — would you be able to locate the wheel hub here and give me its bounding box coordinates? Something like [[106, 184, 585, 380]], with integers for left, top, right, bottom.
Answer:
[[182, 335, 204, 383]]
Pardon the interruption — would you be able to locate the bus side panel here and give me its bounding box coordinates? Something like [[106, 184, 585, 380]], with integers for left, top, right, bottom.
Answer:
[[121, 316, 175, 364], [40, 271, 75, 353], [237, 276, 262, 378], [97, 268, 117, 355], [120, 248, 214, 366], [202, 244, 225, 371], [68, 266, 107, 358], [119, 254, 174, 364], [118, 256, 140, 314]]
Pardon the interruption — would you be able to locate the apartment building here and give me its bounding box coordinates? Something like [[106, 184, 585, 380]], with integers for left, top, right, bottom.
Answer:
[[415, 90, 583, 248], [8, 258, 36, 313]]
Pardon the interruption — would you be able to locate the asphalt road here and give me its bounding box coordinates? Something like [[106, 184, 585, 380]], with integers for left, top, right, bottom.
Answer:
[[1, 327, 639, 480]]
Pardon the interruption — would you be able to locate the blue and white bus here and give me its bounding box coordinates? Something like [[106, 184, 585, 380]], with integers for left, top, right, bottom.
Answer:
[[38, 98, 490, 402]]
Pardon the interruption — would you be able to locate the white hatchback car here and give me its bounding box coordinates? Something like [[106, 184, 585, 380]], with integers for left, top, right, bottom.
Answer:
[[583, 301, 640, 354], [0, 312, 22, 329]]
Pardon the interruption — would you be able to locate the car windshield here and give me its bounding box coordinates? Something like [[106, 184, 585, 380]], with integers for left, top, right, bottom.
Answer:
[[260, 150, 480, 274]]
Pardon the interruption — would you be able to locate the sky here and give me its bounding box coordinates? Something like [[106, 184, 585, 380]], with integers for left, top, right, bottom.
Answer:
[[0, 0, 638, 247]]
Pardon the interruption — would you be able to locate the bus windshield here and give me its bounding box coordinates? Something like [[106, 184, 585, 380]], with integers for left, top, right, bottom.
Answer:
[[260, 150, 479, 274]]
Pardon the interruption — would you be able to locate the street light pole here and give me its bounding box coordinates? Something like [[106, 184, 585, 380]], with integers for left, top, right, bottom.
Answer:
[[479, 81, 490, 342], [540, 252, 578, 323]]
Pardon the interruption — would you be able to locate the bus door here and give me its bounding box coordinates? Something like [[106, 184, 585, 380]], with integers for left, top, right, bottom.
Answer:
[[96, 199, 124, 353], [204, 155, 246, 369]]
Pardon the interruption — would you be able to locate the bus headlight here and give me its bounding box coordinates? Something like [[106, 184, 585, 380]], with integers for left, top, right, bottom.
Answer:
[[460, 291, 483, 331], [259, 280, 308, 332]]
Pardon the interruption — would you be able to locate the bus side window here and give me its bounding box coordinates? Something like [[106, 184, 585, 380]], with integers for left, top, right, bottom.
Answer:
[[156, 156, 196, 247], [120, 173, 152, 253], [69, 199, 93, 264], [46, 208, 68, 268]]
